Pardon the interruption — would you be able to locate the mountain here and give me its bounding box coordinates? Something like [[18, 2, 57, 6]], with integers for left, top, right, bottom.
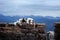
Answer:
[[0, 14, 60, 31]]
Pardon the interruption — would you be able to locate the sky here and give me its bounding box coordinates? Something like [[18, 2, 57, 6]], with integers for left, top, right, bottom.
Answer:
[[0, 0, 60, 17]]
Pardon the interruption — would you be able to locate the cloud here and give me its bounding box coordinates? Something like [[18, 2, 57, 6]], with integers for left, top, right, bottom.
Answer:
[[0, 0, 60, 17]]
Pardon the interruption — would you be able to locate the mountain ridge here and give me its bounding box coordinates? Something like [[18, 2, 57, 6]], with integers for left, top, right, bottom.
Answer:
[[0, 14, 60, 31]]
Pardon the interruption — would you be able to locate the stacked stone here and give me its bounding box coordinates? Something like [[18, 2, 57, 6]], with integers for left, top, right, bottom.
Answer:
[[54, 22, 60, 40]]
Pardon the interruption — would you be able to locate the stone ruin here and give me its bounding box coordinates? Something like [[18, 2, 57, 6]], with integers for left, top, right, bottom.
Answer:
[[0, 18, 46, 40]]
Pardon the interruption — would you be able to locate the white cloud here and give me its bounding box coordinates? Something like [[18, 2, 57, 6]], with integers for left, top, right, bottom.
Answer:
[[0, 0, 60, 17], [44, 0, 60, 6], [0, 0, 60, 6]]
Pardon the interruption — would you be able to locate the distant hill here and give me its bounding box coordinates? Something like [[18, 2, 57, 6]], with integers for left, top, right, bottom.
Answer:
[[0, 14, 60, 31]]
